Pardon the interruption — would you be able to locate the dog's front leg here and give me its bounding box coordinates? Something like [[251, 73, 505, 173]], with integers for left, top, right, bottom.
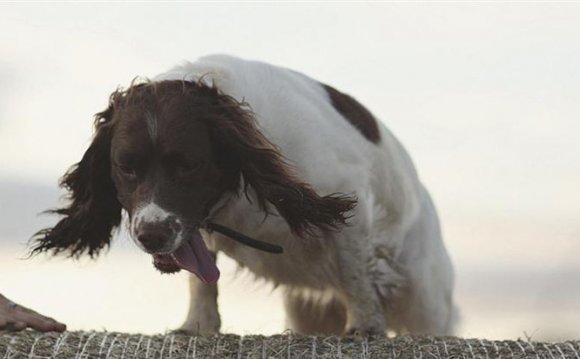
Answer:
[[177, 252, 221, 335], [339, 272, 386, 336], [336, 244, 386, 336]]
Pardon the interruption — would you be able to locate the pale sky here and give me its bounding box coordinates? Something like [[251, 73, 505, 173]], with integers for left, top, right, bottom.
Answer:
[[2, 3, 579, 220], [1, 3, 579, 339]]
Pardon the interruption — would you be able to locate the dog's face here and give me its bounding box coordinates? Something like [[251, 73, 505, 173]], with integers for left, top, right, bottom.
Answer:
[[109, 86, 234, 278], [31, 80, 356, 284]]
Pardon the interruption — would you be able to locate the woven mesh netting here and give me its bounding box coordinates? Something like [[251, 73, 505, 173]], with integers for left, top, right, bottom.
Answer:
[[1, 331, 579, 358]]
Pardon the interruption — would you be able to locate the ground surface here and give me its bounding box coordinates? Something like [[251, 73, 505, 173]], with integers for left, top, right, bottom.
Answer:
[[1, 331, 579, 358]]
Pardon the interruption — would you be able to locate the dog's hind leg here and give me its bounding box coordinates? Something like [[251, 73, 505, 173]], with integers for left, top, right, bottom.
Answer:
[[393, 191, 456, 335], [283, 288, 347, 335]]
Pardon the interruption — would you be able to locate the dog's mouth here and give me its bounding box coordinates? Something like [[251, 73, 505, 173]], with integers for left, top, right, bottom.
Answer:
[[149, 222, 283, 284], [152, 229, 220, 284], [152, 254, 181, 274]]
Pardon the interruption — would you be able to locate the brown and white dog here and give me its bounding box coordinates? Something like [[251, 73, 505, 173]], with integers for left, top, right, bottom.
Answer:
[[32, 55, 455, 336]]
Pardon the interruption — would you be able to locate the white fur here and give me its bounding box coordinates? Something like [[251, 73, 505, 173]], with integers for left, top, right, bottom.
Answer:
[[132, 201, 184, 253], [132, 202, 170, 232], [154, 55, 456, 335]]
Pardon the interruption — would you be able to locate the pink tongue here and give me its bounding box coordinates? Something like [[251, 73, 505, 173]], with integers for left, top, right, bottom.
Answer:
[[173, 231, 220, 284]]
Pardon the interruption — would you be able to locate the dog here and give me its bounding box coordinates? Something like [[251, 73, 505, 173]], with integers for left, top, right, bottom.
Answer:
[[32, 55, 455, 335]]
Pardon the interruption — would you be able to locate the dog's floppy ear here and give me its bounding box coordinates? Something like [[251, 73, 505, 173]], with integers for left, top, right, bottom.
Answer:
[[204, 87, 357, 237], [30, 104, 122, 258]]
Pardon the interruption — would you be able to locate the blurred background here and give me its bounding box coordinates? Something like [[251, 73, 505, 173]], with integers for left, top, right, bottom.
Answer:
[[1, 3, 579, 340]]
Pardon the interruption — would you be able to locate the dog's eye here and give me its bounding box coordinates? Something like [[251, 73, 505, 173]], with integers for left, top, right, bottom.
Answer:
[[176, 161, 203, 177], [117, 163, 137, 178]]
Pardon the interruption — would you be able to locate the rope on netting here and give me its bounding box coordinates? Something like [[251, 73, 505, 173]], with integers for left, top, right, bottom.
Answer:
[[28, 332, 43, 359], [566, 342, 580, 359], [144, 335, 152, 359], [105, 333, 120, 359], [74, 331, 85, 359], [3, 331, 580, 358], [131, 335, 144, 359], [238, 335, 244, 359], [119, 335, 131, 359], [97, 332, 109, 358], [76, 331, 96, 359], [542, 342, 557, 359], [158, 334, 169, 359], [477, 338, 489, 359], [311, 336, 317, 358]]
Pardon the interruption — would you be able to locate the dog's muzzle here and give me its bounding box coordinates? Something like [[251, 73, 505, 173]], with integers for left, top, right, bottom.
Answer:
[[135, 216, 182, 253]]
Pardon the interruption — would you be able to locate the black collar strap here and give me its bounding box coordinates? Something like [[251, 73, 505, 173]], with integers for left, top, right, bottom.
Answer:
[[204, 222, 284, 254]]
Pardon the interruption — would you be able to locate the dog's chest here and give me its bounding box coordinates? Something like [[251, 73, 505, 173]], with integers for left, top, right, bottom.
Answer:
[[203, 192, 341, 288], [206, 230, 339, 289]]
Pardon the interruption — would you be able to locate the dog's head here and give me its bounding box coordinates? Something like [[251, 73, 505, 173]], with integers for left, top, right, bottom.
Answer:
[[31, 80, 356, 283]]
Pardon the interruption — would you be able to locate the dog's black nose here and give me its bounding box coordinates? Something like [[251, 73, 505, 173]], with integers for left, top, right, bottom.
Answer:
[[136, 220, 178, 252], [137, 231, 167, 252]]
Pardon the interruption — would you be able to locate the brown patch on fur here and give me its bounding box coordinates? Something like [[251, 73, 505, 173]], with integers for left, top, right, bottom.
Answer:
[[321, 83, 381, 144]]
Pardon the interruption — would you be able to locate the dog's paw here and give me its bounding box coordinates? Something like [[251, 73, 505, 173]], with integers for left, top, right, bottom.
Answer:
[[343, 322, 385, 337], [176, 312, 221, 336], [343, 310, 386, 337], [173, 323, 220, 336], [171, 327, 217, 336], [174, 322, 220, 336], [171, 328, 198, 336]]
